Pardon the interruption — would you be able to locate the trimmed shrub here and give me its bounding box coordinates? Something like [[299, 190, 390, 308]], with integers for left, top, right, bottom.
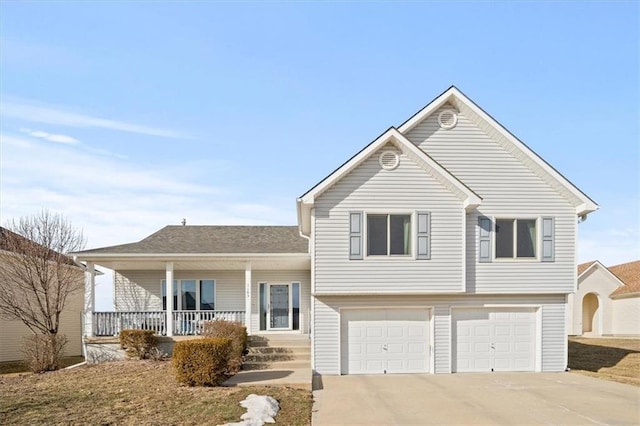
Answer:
[[172, 338, 232, 386], [21, 333, 68, 373], [119, 329, 158, 359], [201, 320, 248, 373]]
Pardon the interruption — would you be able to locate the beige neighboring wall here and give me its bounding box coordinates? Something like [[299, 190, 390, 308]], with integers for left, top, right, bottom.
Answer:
[[569, 261, 640, 337], [0, 274, 85, 363], [612, 296, 640, 336]]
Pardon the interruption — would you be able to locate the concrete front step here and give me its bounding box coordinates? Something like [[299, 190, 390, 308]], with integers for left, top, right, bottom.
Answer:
[[247, 346, 310, 355], [248, 336, 310, 348], [223, 368, 312, 390], [242, 360, 310, 371], [244, 334, 311, 371], [245, 352, 311, 363]]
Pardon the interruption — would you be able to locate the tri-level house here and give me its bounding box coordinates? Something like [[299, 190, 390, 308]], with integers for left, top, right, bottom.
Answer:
[[75, 86, 597, 374]]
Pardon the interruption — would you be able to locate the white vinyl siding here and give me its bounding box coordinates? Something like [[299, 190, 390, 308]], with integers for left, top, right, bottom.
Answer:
[[404, 106, 576, 293], [250, 270, 311, 334], [114, 270, 245, 312], [313, 294, 566, 375], [114, 269, 310, 334], [314, 145, 465, 294]]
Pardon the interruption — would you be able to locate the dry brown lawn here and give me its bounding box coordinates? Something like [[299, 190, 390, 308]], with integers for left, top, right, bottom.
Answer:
[[0, 360, 312, 425], [0, 356, 85, 375], [568, 337, 640, 386]]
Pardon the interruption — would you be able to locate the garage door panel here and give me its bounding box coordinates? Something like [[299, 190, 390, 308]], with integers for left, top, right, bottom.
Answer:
[[348, 343, 363, 355], [453, 308, 536, 373], [341, 309, 429, 375], [387, 326, 405, 338], [408, 342, 426, 354], [474, 325, 491, 337], [366, 327, 384, 338], [494, 325, 512, 337]]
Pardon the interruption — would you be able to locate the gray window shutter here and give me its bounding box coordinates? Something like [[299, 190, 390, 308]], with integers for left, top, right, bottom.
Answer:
[[349, 212, 363, 260], [416, 212, 431, 260], [478, 216, 492, 263], [541, 217, 555, 262]]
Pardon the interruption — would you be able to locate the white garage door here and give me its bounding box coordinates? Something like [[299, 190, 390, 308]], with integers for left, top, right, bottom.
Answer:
[[340, 309, 429, 375], [453, 308, 536, 373]]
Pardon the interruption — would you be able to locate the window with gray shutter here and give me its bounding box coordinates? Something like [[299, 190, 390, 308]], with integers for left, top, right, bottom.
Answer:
[[416, 212, 431, 259], [478, 216, 492, 262], [349, 212, 363, 260], [541, 217, 555, 262]]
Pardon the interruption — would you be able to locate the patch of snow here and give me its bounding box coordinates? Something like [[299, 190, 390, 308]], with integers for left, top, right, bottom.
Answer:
[[221, 394, 280, 426]]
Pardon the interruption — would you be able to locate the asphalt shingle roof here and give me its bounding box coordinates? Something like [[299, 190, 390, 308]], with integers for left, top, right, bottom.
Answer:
[[76, 226, 308, 255]]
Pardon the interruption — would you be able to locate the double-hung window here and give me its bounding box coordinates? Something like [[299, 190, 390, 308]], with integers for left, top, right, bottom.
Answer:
[[495, 219, 536, 259], [367, 214, 412, 256], [162, 279, 215, 311]]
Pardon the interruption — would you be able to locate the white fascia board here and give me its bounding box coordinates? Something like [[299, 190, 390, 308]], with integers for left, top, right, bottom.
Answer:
[[575, 202, 599, 217], [75, 253, 310, 261], [611, 292, 640, 300], [397, 87, 457, 134], [299, 127, 481, 207], [577, 260, 602, 280], [399, 86, 598, 215], [296, 199, 311, 237]]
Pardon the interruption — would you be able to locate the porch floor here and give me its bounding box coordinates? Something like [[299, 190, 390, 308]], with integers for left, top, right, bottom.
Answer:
[[223, 368, 312, 390]]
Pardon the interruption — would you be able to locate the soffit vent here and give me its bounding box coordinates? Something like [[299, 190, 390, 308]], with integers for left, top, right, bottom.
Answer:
[[438, 109, 458, 130], [379, 150, 399, 170]]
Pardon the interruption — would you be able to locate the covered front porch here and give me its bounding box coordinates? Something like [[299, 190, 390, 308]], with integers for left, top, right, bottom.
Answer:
[[81, 254, 310, 337]]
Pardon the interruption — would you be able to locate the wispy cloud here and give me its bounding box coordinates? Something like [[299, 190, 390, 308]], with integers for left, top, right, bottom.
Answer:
[[578, 227, 640, 266], [2, 98, 186, 139], [0, 132, 294, 247], [20, 128, 80, 145]]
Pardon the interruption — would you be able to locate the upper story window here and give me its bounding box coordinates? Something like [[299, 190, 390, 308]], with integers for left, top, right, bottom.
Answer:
[[367, 214, 411, 256], [350, 211, 430, 260], [162, 279, 215, 311], [495, 219, 536, 258]]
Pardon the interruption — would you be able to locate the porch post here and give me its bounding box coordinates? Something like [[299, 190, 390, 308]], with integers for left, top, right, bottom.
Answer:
[[166, 262, 174, 337], [83, 262, 95, 337], [245, 262, 252, 335]]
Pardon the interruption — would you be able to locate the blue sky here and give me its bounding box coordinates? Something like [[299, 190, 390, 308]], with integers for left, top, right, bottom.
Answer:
[[1, 1, 638, 309]]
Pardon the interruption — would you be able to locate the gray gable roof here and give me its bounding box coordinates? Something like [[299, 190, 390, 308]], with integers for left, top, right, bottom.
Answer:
[[76, 226, 308, 255]]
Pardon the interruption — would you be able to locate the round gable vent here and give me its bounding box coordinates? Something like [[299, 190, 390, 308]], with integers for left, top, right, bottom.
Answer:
[[438, 109, 458, 129], [379, 150, 399, 170]]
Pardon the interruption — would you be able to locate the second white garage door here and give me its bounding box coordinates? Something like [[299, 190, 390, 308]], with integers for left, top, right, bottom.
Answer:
[[452, 308, 537, 373], [340, 309, 429, 375]]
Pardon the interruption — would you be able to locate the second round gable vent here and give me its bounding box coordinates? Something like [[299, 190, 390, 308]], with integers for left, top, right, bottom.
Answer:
[[379, 150, 399, 170], [438, 109, 458, 129]]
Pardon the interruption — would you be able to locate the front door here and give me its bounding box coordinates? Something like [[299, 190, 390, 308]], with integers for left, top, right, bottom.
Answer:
[[268, 284, 291, 330]]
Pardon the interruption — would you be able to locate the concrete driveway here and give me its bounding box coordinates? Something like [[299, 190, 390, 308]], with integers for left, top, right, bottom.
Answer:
[[312, 373, 640, 425]]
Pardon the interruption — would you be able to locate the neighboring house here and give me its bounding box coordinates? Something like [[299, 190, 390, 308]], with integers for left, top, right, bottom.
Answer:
[[0, 227, 87, 362], [568, 260, 640, 336], [74, 86, 598, 374]]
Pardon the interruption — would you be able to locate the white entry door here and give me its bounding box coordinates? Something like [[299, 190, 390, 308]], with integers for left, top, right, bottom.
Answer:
[[340, 309, 429, 375], [267, 284, 291, 330], [453, 308, 536, 373]]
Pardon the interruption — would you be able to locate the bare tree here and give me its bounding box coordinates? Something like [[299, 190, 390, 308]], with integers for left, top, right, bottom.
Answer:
[[0, 210, 86, 369]]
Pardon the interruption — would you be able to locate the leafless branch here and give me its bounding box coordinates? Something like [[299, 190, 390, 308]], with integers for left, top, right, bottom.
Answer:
[[0, 210, 86, 336]]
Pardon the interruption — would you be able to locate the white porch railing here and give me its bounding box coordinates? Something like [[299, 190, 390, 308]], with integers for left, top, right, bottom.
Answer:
[[92, 310, 245, 336], [172, 310, 246, 335]]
